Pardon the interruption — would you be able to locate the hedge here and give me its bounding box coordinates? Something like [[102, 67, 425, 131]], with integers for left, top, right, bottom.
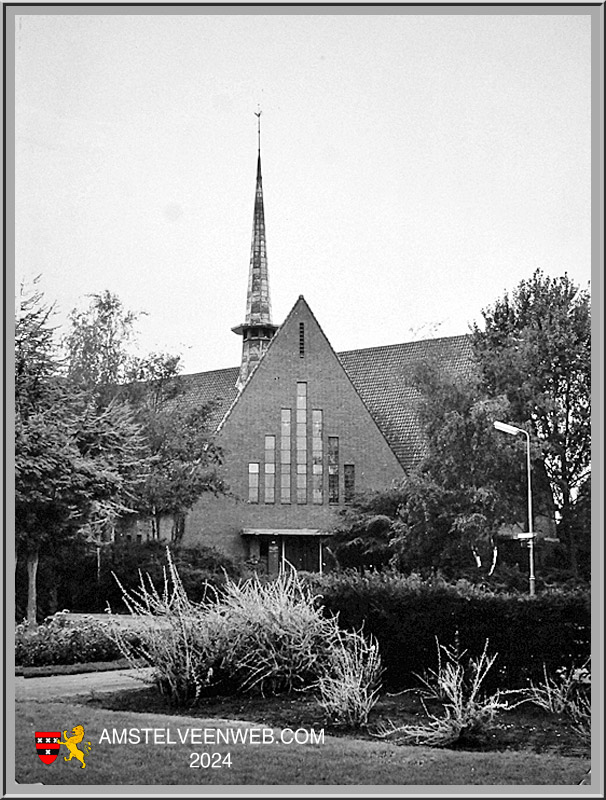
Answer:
[[15, 612, 138, 667], [314, 571, 591, 691]]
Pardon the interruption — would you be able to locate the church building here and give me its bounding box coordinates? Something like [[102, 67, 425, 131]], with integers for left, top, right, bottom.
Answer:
[[167, 130, 475, 574]]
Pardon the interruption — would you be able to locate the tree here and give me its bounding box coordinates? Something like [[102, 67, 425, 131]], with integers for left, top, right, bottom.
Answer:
[[472, 269, 591, 577], [329, 365, 546, 580], [396, 364, 554, 576], [62, 291, 223, 543], [124, 355, 223, 541], [15, 281, 73, 622], [15, 282, 148, 623], [328, 487, 406, 570], [62, 290, 141, 392]]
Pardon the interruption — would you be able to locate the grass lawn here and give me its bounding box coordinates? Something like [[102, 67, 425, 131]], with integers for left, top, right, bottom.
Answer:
[[15, 698, 590, 786]]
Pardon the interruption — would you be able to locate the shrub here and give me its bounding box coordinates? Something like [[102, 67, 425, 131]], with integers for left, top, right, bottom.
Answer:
[[15, 611, 138, 667], [109, 555, 222, 705], [520, 659, 591, 744], [110, 551, 383, 711], [569, 690, 591, 744], [315, 629, 382, 728], [373, 638, 513, 747], [23, 540, 241, 617], [206, 570, 343, 696], [521, 659, 591, 715]]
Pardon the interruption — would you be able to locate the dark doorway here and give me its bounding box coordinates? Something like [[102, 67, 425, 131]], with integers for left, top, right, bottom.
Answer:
[[283, 537, 320, 572]]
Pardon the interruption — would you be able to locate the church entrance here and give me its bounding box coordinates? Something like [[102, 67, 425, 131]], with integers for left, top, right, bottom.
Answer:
[[245, 529, 328, 575]]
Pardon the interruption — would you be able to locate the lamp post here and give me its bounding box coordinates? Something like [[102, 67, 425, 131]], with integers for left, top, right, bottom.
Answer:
[[494, 420, 535, 596]]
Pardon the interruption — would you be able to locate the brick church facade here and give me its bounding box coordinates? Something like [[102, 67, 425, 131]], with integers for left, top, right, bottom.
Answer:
[[154, 135, 479, 574]]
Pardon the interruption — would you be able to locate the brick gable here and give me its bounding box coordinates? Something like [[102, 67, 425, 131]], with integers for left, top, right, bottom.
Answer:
[[178, 331, 475, 472]]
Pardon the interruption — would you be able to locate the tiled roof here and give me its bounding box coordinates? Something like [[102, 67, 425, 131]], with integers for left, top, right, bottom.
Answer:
[[338, 335, 475, 471], [177, 367, 240, 432], [177, 334, 475, 472]]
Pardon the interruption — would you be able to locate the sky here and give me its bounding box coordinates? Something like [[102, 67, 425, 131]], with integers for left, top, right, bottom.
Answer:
[[14, 10, 593, 375]]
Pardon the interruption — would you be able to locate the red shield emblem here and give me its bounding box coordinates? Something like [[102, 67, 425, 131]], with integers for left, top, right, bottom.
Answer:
[[35, 732, 61, 765]]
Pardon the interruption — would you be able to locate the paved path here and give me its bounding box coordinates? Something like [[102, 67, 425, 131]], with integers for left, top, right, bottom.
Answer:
[[15, 667, 153, 703]]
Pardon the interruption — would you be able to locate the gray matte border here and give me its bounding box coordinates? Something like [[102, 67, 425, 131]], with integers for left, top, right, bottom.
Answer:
[[3, 3, 603, 798]]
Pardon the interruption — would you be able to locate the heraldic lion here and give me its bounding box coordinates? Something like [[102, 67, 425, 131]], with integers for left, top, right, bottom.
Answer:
[[59, 725, 92, 769]]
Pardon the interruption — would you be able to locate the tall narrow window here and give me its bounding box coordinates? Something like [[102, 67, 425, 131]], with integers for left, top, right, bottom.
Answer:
[[344, 464, 355, 503], [264, 435, 276, 504], [280, 409, 291, 504], [312, 409, 323, 504], [328, 436, 339, 503], [296, 383, 307, 503], [299, 322, 305, 357], [248, 463, 260, 503]]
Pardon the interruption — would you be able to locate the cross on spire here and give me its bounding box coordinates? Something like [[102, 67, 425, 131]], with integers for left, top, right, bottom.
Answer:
[[255, 107, 262, 153]]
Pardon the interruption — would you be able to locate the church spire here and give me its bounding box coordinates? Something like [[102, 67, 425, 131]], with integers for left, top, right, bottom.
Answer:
[[232, 111, 278, 390]]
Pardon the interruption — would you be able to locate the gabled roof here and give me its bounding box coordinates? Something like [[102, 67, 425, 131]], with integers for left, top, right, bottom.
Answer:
[[176, 333, 475, 472], [177, 366, 239, 432], [338, 335, 475, 471]]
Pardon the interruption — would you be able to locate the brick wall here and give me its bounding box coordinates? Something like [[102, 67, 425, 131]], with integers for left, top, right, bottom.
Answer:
[[183, 297, 405, 564]]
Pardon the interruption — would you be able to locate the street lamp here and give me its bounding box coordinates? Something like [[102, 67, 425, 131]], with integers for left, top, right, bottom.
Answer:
[[494, 420, 535, 596]]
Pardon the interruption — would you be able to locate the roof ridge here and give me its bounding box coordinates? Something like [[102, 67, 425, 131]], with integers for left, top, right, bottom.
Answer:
[[182, 332, 473, 380], [338, 333, 472, 357], [183, 365, 239, 379]]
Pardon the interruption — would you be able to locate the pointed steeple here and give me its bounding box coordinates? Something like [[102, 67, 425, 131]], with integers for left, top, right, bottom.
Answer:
[[232, 111, 278, 390]]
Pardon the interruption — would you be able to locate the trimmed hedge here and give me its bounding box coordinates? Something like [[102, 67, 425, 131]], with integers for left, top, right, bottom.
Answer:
[[314, 571, 590, 691], [15, 612, 141, 667]]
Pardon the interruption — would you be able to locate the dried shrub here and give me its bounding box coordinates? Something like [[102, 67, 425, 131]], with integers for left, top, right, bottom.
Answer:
[[204, 569, 340, 696], [109, 553, 222, 705], [110, 551, 382, 712], [372, 638, 514, 747], [521, 659, 591, 744], [521, 660, 590, 714], [315, 629, 382, 728]]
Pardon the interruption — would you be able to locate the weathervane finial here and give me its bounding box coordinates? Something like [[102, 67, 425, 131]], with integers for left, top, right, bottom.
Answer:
[[255, 106, 262, 152]]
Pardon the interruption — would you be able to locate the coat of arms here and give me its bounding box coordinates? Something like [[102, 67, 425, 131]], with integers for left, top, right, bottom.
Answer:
[[34, 732, 61, 765]]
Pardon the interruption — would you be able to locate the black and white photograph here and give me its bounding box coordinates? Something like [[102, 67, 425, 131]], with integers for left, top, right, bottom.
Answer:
[[5, 3, 601, 796]]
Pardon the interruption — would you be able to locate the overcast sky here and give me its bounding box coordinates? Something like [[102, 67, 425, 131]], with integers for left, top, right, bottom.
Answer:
[[14, 11, 592, 375]]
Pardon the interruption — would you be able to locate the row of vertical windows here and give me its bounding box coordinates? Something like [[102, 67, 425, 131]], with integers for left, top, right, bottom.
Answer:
[[247, 382, 355, 504], [248, 460, 356, 505], [249, 453, 355, 504]]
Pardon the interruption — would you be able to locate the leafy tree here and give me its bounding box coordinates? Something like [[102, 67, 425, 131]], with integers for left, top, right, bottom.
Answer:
[[15, 282, 148, 624], [124, 354, 223, 540], [328, 487, 405, 570], [62, 290, 140, 392], [398, 366, 541, 574], [15, 281, 59, 413], [62, 291, 223, 543], [330, 366, 549, 580], [472, 269, 591, 577], [15, 281, 75, 622]]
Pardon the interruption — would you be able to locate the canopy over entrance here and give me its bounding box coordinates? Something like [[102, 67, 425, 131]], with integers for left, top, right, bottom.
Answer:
[[241, 529, 330, 573]]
